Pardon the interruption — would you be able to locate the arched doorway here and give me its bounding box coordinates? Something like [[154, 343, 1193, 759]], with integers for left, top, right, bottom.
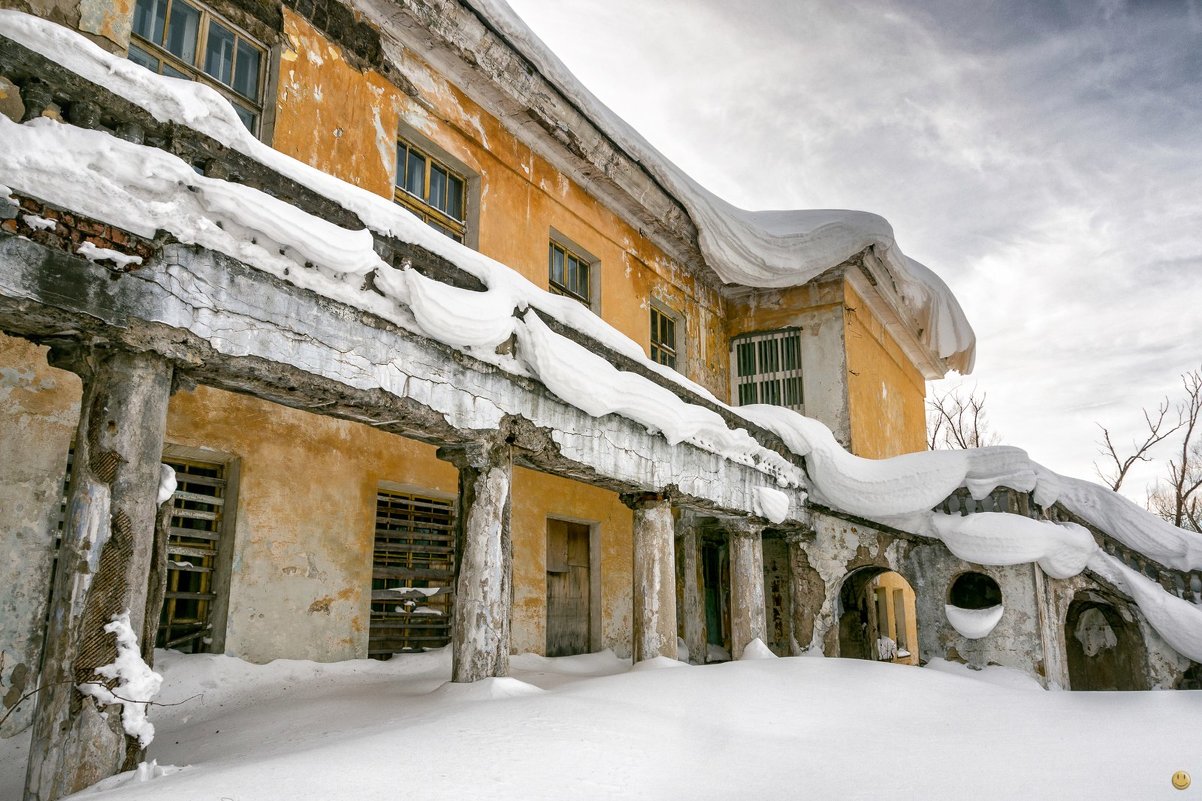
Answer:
[[838, 567, 918, 664], [1064, 593, 1148, 690]]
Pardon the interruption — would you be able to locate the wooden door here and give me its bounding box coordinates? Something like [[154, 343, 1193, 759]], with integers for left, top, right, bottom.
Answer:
[[546, 519, 590, 657]]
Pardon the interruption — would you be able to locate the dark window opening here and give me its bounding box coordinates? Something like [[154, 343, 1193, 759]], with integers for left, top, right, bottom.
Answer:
[[394, 139, 468, 243], [948, 572, 1002, 610]]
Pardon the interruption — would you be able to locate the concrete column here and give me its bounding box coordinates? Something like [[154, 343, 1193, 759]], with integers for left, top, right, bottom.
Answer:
[[437, 439, 512, 683], [25, 348, 173, 801], [622, 493, 677, 662], [676, 514, 706, 665], [727, 518, 767, 660]]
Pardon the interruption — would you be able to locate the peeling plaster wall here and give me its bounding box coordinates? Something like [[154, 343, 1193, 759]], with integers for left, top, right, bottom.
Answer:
[[510, 468, 633, 658], [0, 333, 80, 735], [165, 385, 459, 664], [269, 8, 729, 399], [1044, 573, 1194, 690], [796, 513, 1051, 683], [902, 545, 1048, 680], [0, 0, 129, 52], [843, 279, 927, 459]]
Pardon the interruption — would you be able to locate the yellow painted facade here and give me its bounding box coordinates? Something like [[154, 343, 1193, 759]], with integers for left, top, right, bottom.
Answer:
[[0, 1, 949, 668], [843, 280, 928, 458]]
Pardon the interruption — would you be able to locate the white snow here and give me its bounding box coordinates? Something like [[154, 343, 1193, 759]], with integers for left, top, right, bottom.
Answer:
[[752, 485, 791, 524], [1, 12, 1200, 663], [945, 604, 1005, 639], [156, 463, 176, 506], [75, 241, 142, 270], [738, 638, 778, 660], [75, 611, 163, 748], [21, 213, 55, 231], [2, 649, 1197, 801], [876, 636, 898, 661], [930, 513, 1094, 580]]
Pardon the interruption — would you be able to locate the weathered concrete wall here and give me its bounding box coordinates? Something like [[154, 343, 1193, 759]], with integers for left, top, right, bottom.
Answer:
[[843, 280, 927, 459], [0, 0, 130, 52], [793, 512, 1053, 682], [1044, 572, 1194, 690], [0, 333, 80, 735], [510, 467, 633, 658], [727, 278, 850, 448], [902, 545, 1048, 679]]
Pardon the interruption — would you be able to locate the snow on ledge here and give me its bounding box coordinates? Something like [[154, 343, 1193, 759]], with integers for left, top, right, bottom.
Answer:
[[464, 0, 976, 373], [2, 11, 1200, 663]]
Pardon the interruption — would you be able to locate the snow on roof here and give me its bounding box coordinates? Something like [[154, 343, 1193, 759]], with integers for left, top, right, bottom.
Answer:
[[465, 0, 976, 374], [2, 11, 1200, 660]]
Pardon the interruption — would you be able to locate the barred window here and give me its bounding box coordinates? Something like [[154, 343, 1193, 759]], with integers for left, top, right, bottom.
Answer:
[[369, 490, 456, 658], [731, 328, 804, 411], [128, 0, 267, 135]]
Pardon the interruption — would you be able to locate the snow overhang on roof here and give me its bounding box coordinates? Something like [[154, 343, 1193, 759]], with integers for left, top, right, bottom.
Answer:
[[454, 0, 977, 376]]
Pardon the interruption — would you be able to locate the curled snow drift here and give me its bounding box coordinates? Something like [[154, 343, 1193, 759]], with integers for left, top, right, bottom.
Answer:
[[945, 605, 1004, 640], [463, 0, 976, 372]]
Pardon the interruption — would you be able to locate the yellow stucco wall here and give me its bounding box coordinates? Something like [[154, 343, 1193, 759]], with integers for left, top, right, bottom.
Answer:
[[874, 571, 919, 666], [843, 280, 927, 458], [511, 468, 633, 656], [164, 385, 460, 663], [271, 10, 728, 398]]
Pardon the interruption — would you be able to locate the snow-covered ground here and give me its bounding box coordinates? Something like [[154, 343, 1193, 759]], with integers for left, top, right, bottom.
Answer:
[[2, 648, 1198, 801]]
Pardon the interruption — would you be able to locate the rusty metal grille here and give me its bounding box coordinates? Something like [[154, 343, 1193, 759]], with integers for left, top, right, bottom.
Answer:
[[157, 458, 226, 652], [369, 490, 455, 658]]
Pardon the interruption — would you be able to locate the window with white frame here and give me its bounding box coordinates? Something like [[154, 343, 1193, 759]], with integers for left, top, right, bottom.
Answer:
[[128, 0, 268, 135], [731, 328, 803, 411]]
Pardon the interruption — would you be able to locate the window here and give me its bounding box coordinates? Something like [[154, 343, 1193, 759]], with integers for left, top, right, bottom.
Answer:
[[128, 0, 267, 135], [394, 138, 468, 243], [369, 490, 456, 658], [548, 240, 593, 307], [157, 457, 230, 652], [650, 304, 680, 368], [731, 328, 804, 411]]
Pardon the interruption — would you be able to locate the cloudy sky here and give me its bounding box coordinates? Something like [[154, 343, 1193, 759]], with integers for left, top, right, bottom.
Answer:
[[506, 0, 1202, 497]]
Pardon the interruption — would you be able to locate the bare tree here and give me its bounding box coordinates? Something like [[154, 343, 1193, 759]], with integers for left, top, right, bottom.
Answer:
[[927, 385, 1000, 450], [1095, 399, 1182, 492], [1096, 366, 1202, 532]]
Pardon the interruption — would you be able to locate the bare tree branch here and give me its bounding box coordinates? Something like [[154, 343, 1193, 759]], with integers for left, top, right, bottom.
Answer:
[[1094, 398, 1182, 491], [927, 385, 1000, 450]]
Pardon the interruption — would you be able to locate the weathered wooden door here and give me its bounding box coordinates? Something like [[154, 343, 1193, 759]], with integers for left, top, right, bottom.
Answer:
[[546, 519, 590, 657]]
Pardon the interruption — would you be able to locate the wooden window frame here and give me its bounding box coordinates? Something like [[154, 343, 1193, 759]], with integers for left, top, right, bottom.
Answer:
[[730, 327, 804, 412], [650, 300, 682, 370], [127, 0, 268, 136], [547, 237, 597, 309], [394, 138, 469, 244]]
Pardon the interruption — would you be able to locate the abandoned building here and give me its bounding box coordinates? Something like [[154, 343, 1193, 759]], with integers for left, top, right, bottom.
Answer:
[[0, 0, 1200, 798]]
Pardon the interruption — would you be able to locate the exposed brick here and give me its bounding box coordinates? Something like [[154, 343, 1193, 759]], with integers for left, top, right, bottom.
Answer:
[[108, 228, 129, 246], [1, 219, 16, 233], [75, 218, 106, 236]]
